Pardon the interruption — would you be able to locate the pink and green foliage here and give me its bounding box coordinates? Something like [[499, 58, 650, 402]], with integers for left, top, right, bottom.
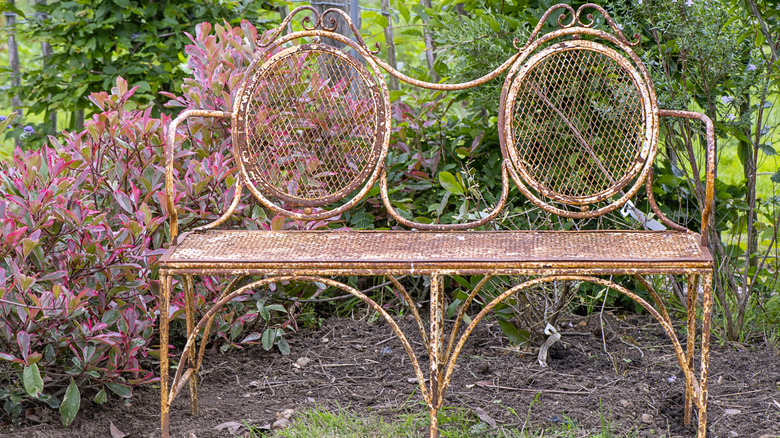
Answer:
[[0, 20, 318, 424]]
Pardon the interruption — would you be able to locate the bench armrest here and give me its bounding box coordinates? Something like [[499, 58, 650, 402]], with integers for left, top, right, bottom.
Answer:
[[165, 110, 232, 242], [657, 109, 716, 246]]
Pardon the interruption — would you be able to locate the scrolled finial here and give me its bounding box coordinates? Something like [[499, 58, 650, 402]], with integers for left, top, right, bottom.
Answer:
[[575, 4, 641, 46]]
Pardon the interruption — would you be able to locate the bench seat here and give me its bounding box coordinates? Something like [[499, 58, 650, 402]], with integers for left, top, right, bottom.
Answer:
[[160, 230, 711, 272]]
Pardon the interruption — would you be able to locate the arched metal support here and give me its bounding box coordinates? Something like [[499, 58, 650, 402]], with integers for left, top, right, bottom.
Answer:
[[159, 275, 433, 438], [437, 274, 711, 436]]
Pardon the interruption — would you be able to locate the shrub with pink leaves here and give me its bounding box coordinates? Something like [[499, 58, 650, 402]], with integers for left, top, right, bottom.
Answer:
[[0, 20, 299, 425]]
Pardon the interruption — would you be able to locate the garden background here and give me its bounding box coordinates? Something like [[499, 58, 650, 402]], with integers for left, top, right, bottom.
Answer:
[[0, 0, 778, 435]]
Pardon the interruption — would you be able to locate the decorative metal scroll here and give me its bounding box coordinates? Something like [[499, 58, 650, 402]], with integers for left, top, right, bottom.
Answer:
[[515, 3, 641, 51]]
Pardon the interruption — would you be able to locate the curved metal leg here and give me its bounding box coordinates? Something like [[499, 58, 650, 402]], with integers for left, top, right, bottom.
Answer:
[[167, 276, 432, 410], [159, 274, 171, 438], [441, 275, 701, 412]]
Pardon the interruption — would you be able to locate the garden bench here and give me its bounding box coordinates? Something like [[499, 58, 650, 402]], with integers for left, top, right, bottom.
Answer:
[[158, 4, 715, 437]]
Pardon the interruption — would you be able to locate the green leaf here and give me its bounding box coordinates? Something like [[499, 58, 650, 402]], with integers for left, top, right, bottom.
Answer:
[[439, 171, 465, 195], [266, 304, 286, 313], [39, 393, 60, 409], [23, 364, 44, 398], [759, 143, 777, 156], [257, 301, 270, 322], [737, 141, 750, 167], [397, 1, 410, 22], [59, 380, 81, 427], [0, 112, 16, 132], [277, 337, 290, 356], [105, 382, 131, 398], [0, 3, 25, 17], [261, 328, 274, 351], [771, 171, 780, 184], [93, 388, 107, 405], [497, 319, 529, 346], [349, 211, 375, 229]]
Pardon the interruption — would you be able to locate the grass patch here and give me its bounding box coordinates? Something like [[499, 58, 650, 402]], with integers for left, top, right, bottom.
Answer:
[[243, 404, 642, 438]]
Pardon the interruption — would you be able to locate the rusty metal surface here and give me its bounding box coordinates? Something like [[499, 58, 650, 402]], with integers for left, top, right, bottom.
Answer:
[[500, 31, 658, 217], [506, 40, 649, 204], [657, 109, 716, 246], [160, 229, 709, 266], [165, 109, 232, 241], [158, 4, 717, 438], [234, 44, 386, 208], [231, 29, 391, 221]]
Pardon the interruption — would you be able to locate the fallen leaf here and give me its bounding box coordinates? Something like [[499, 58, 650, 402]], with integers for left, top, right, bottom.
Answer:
[[109, 420, 127, 438], [723, 408, 741, 415], [214, 421, 243, 433], [475, 407, 496, 428], [475, 380, 493, 388]]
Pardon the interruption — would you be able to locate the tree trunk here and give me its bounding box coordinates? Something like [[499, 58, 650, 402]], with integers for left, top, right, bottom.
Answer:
[[6, 1, 23, 147], [74, 110, 84, 132], [380, 0, 399, 91], [420, 0, 439, 82], [37, 0, 57, 133]]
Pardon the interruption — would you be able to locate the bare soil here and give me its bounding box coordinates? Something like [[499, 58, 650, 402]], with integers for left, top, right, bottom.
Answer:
[[3, 314, 779, 438]]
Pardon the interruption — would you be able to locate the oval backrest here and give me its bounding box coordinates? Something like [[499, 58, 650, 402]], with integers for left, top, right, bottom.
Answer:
[[502, 36, 657, 215], [233, 43, 389, 212]]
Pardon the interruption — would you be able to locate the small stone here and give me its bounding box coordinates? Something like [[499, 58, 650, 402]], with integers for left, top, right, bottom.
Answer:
[[619, 399, 631, 408], [641, 413, 654, 424], [296, 356, 311, 368], [321, 337, 329, 343], [380, 346, 393, 355], [724, 408, 741, 415], [277, 408, 295, 420], [214, 421, 242, 433], [272, 418, 290, 430], [306, 397, 315, 403], [728, 431, 738, 437]]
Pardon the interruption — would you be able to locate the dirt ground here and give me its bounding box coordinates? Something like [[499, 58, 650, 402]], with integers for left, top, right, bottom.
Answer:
[[3, 313, 779, 438]]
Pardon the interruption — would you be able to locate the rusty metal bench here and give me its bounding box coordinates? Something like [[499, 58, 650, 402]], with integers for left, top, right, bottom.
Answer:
[[158, 4, 715, 437]]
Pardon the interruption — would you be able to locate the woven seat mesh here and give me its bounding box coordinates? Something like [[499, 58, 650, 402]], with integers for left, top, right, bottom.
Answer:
[[511, 47, 644, 200], [241, 48, 379, 205]]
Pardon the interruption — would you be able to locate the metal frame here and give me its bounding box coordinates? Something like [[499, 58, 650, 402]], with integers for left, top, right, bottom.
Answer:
[[159, 4, 716, 438]]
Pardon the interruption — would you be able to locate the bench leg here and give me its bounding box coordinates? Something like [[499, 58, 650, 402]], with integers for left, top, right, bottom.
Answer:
[[160, 273, 171, 438], [429, 407, 440, 438], [183, 275, 199, 416], [684, 274, 699, 427], [698, 271, 713, 438], [429, 273, 444, 438]]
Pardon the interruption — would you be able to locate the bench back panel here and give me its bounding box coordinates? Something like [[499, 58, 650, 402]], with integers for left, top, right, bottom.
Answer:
[[501, 23, 659, 219], [233, 36, 390, 213]]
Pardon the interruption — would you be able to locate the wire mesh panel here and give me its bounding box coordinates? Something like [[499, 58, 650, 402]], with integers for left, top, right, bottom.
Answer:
[[234, 44, 388, 208], [504, 40, 655, 207]]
